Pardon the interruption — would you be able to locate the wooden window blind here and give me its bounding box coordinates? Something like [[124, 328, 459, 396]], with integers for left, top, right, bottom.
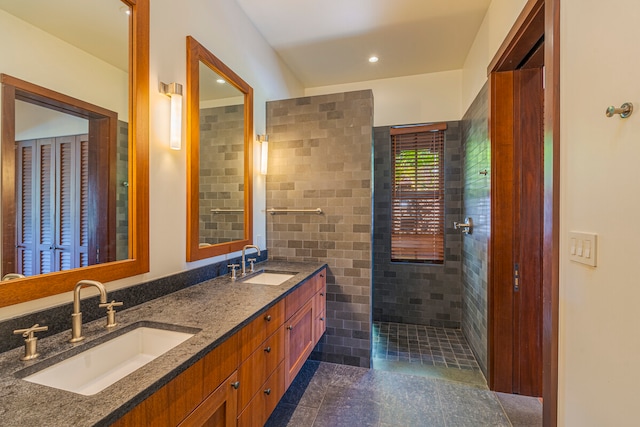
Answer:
[[391, 123, 446, 263]]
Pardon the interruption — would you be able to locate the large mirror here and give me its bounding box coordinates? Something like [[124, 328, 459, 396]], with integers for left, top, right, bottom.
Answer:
[[0, 0, 149, 308], [186, 36, 253, 261]]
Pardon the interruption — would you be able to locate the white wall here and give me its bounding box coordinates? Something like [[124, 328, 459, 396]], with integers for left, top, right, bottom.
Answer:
[[305, 70, 462, 126], [559, 0, 640, 425], [461, 0, 528, 112], [0, 0, 303, 319], [0, 9, 129, 121]]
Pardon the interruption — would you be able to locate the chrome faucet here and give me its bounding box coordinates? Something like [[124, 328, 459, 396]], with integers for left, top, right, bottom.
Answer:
[[70, 280, 108, 343], [241, 245, 261, 276]]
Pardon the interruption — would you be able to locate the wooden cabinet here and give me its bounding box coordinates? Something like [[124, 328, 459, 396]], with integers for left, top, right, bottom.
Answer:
[[284, 298, 315, 388], [178, 371, 238, 427], [237, 324, 284, 411], [237, 362, 285, 427], [112, 335, 239, 427], [113, 267, 327, 427], [313, 270, 327, 343], [284, 267, 326, 388], [237, 300, 285, 425]]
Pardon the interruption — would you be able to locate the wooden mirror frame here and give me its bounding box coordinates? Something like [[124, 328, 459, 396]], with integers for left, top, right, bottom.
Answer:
[[0, 0, 149, 308], [186, 36, 253, 262]]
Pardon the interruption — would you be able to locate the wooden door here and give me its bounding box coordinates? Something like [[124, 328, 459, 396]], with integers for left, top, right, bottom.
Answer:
[[489, 67, 544, 397]]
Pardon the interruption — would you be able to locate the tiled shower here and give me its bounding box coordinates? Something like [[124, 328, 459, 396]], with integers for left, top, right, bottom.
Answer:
[[265, 89, 489, 377]]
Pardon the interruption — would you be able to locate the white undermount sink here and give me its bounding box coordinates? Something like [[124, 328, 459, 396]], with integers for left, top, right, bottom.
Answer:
[[241, 270, 296, 286], [21, 325, 195, 396]]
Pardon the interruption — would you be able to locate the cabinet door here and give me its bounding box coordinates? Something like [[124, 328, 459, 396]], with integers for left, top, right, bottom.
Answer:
[[178, 371, 239, 427], [284, 298, 315, 388]]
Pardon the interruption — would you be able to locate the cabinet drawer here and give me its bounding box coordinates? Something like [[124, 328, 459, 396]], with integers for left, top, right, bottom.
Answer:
[[315, 311, 326, 343], [313, 287, 326, 316], [237, 362, 285, 427], [314, 268, 326, 293], [285, 278, 316, 319], [239, 299, 284, 361], [237, 325, 284, 412]]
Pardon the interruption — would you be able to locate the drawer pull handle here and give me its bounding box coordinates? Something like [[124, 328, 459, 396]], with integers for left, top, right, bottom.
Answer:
[[264, 388, 271, 395], [264, 346, 271, 353], [265, 315, 272, 321], [231, 381, 240, 390], [287, 325, 293, 330]]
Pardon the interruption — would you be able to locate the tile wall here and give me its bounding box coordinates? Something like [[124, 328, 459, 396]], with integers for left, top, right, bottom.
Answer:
[[266, 90, 374, 368], [199, 105, 245, 245], [372, 122, 463, 328], [460, 83, 490, 375], [116, 120, 128, 261]]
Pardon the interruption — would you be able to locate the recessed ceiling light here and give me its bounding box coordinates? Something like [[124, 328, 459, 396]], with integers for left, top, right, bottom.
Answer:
[[369, 56, 379, 63], [216, 79, 226, 84]]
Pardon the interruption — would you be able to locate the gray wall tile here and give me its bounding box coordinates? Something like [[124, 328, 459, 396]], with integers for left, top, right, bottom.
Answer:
[[460, 83, 490, 376], [372, 122, 463, 329], [266, 90, 373, 368]]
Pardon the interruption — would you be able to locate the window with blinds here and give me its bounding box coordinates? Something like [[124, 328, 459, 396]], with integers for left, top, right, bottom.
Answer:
[[391, 123, 446, 263]]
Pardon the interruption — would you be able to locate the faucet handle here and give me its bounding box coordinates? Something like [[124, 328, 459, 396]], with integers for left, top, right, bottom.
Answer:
[[248, 258, 256, 272], [227, 264, 239, 281], [99, 300, 123, 328], [13, 324, 48, 361]]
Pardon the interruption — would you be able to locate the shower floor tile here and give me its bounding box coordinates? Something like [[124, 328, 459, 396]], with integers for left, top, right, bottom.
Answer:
[[373, 321, 480, 371]]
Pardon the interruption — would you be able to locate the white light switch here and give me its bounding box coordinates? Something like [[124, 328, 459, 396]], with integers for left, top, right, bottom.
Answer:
[[569, 231, 597, 267]]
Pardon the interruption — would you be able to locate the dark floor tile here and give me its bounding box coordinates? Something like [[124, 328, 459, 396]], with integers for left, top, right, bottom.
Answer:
[[437, 380, 511, 426], [281, 360, 336, 408], [495, 392, 543, 427], [265, 402, 318, 427], [313, 386, 380, 427]]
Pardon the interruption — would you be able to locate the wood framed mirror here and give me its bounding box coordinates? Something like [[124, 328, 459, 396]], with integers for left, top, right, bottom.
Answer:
[[186, 36, 253, 261], [0, 0, 149, 308]]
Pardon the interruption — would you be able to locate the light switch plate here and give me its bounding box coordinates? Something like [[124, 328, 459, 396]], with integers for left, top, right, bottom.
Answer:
[[569, 231, 597, 267]]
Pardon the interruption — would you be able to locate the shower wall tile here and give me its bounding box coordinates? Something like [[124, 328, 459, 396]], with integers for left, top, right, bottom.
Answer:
[[199, 105, 245, 245], [116, 120, 129, 261], [266, 90, 373, 368], [372, 122, 463, 329], [461, 83, 490, 376]]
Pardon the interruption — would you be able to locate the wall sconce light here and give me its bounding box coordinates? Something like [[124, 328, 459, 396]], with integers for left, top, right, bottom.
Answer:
[[160, 82, 183, 150], [258, 134, 269, 175]]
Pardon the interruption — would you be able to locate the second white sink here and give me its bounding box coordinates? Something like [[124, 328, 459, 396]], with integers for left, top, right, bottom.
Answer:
[[241, 270, 296, 286], [21, 325, 195, 396]]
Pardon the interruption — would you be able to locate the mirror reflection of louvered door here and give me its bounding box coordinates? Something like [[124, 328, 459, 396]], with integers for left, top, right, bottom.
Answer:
[[16, 134, 89, 276]]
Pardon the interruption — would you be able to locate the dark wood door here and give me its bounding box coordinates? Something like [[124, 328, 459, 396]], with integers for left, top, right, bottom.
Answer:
[[489, 67, 544, 397]]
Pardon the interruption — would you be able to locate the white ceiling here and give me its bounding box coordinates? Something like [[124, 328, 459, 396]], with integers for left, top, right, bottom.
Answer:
[[235, 0, 492, 87]]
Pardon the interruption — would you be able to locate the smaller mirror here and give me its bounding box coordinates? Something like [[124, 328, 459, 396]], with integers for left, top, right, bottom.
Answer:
[[186, 36, 253, 261]]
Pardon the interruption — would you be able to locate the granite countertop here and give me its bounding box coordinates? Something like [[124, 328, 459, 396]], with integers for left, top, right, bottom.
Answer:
[[0, 260, 326, 427]]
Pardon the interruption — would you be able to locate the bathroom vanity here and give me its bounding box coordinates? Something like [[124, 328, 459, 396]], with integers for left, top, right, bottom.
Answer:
[[0, 261, 326, 427]]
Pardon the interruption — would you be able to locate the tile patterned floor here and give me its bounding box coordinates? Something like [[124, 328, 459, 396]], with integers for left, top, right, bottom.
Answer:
[[266, 360, 516, 427], [267, 323, 542, 427], [372, 322, 480, 370]]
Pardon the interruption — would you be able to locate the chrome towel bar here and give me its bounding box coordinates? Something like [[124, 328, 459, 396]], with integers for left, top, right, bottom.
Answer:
[[267, 208, 323, 215]]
